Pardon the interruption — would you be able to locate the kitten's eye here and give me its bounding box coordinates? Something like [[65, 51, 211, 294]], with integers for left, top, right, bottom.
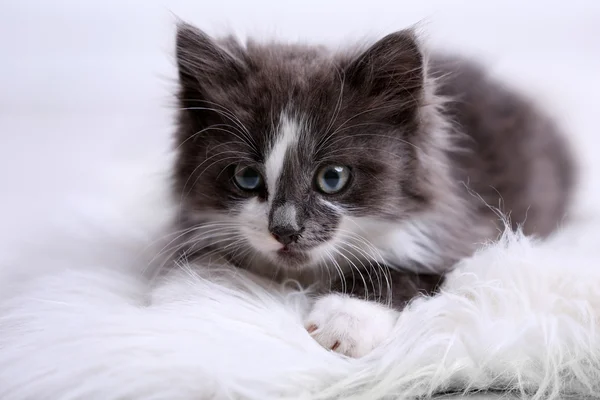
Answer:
[[315, 165, 350, 194], [233, 165, 263, 191]]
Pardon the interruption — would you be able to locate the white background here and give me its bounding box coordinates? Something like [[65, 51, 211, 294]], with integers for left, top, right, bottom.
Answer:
[[1, 0, 599, 249]]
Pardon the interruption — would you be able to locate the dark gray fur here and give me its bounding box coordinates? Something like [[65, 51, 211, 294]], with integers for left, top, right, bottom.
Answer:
[[171, 22, 575, 309]]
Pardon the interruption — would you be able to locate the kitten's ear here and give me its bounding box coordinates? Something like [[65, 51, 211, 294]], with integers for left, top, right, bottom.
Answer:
[[175, 22, 246, 97], [345, 30, 424, 107]]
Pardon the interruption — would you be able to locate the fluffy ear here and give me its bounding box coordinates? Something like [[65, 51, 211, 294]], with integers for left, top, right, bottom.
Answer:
[[345, 30, 424, 108], [175, 22, 246, 101]]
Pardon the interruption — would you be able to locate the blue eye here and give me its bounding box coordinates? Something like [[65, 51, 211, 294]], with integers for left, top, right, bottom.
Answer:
[[233, 165, 263, 191], [315, 165, 350, 194]]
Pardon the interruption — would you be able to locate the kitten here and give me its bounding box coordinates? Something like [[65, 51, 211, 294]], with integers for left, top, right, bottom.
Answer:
[[171, 22, 574, 357]]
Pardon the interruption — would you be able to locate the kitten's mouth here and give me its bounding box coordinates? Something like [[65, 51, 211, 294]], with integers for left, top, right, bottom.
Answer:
[[275, 246, 309, 265], [278, 245, 292, 253]]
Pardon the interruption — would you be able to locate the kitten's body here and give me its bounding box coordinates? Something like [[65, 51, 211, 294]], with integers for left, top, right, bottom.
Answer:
[[171, 24, 574, 356]]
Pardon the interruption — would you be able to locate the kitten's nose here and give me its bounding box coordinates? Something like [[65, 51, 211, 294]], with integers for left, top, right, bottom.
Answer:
[[270, 226, 301, 246]]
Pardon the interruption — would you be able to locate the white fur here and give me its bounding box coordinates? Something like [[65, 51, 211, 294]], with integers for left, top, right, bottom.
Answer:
[[2, 190, 600, 399], [305, 293, 399, 358], [264, 111, 300, 202], [239, 197, 281, 253], [340, 215, 446, 273]]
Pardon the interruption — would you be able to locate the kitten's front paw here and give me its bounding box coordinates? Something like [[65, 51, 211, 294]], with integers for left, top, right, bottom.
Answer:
[[304, 294, 398, 358]]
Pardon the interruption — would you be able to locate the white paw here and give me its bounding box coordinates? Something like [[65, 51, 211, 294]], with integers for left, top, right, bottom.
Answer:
[[304, 293, 398, 358]]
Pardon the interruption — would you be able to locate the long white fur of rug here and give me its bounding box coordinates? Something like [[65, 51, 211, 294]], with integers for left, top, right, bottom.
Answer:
[[1, 209, 600, 400]]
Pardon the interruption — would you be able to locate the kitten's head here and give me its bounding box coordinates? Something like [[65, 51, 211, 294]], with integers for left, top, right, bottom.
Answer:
[[173, 23, 450, 277]]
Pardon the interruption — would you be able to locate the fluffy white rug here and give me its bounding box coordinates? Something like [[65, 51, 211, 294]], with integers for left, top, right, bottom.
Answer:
[[2, 1, 600, 399], [1, 174, 600, 399]]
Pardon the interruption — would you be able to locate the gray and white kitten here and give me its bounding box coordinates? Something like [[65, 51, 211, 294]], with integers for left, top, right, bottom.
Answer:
[[171, 22, 574, 357]]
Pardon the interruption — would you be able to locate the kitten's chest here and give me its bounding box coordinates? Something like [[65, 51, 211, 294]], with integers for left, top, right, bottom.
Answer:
[[340, 216, 448, 274]]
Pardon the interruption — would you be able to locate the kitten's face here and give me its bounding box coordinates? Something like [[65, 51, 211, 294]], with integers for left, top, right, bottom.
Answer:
[[173, 24, 435, 275]]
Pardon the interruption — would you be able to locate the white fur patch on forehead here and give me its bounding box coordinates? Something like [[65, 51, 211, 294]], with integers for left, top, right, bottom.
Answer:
[[265, 111, 301, 202]]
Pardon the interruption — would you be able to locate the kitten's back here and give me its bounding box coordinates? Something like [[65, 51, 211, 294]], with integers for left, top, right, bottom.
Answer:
[[431, 55, 575, 237]]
